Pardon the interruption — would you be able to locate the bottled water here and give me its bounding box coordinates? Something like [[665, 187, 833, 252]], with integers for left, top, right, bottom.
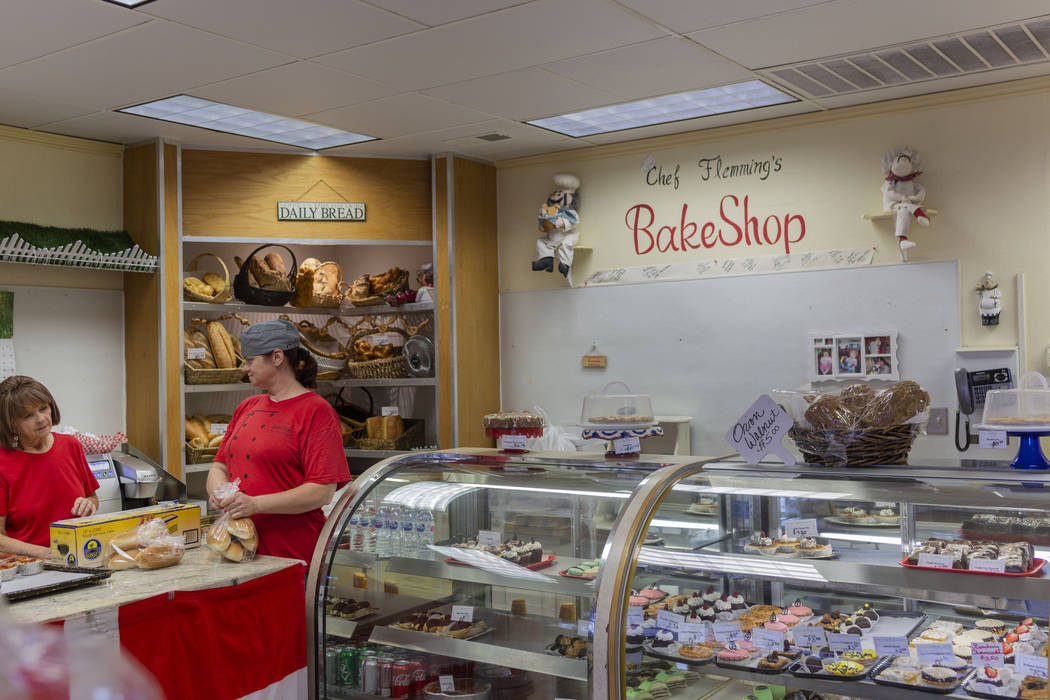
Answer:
[[363, 503, 378, 553], [347, 512, 360, 552], [375, 505, 391, 558], [401, 508, 418, 559], [387, 505, 403, 558], [417, 509, 435, 560]]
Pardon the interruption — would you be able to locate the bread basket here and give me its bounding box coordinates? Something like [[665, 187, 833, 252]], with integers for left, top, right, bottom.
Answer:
[[787, 424, 920, 466], [346, 326, 409, 379], [233, 244, 297, 307], [185, 413, 233, 464], [292, 260, 349, 308], [347, 268, 410, 307], [183, 253, 232, 303], [356, 418, 425, 451]]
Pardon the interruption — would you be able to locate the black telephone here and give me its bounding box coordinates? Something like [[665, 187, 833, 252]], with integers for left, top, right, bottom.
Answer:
[[954, 367, 1012, 450]]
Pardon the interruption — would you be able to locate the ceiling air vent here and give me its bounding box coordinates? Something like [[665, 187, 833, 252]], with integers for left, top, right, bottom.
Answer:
[[476, 133, 511, 142], [763, 15, 1050, 98]]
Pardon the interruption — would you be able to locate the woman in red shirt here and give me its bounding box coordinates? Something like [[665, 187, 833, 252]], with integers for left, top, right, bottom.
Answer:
[[207, 320, 350, 562], [0, 376, 99, 558]]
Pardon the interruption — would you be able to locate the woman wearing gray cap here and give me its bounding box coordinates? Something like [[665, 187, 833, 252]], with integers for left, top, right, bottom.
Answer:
[[207, 319, 350, 561]]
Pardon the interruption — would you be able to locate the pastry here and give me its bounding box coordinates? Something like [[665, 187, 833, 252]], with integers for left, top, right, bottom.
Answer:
[[743, 532, 779, 555], [860, 380, 930, 427], [775, 533, 801, 553], [921, 666, 959, 688], [482, 410, 544, 430], [701, 587, 720, 605], [1020, 675, 1050, 699], [638, 587, 667, 601], [841, 649, 878, 665], [786, 600, 813, 618], [629, 595, 649, 607], [804, 395, 856, 430], [840, 506, 869, 522], [626, 624, 645, 647], [973, 665, 1010, 689], [559, 603, 576, 620], [875, 507, 900, 524], [757, 652, 790, 670], [353, 572, 368, 588], [651, 629, 675, 649], [511, 599, 527, 615], [716, 644, 750, 662], [823, 659, 864, 676], [726, 591, 747, 611], [839, 383, 875, 413], [794, 537, 832, 558], [975, 618, 1007, 635]]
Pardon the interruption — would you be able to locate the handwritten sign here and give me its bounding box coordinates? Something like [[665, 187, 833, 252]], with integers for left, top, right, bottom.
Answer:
[[873, 636, 910, 657], [784, 518, 818, 538], [477, 530, 500, 548], [612, 436, 641, 454], [979, 430, 1008, 449], [211, 423, 228, 435], [656, 610, 683, 632], [917, 553, 954, 569], [915, 642, 955, 666], [712, 621, 744, 642], [499, 434, 527, 451], [969, 558, 1006, 573], [450, 606, 473, 622], [277, 201, 366, 221], [726, 395, 796, 465], [627, 607, 644, 625], [439, 676, 455, 692], [753, 628, 785, 651], [186, 347, 206, 360], [972, 642, 1005, 668], [1017, 653, 1049, 679], [827, 633, 863, 653], [793, 626, 828, 648]]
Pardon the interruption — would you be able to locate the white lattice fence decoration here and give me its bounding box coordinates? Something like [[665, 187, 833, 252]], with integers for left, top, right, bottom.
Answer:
[[0, 233, 157, 273]]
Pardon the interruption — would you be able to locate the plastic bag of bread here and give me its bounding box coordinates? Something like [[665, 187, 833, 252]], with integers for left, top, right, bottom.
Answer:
[[204, 480, 259, 563], [106, 517, 186, 570], [859, 380, 931, 428]]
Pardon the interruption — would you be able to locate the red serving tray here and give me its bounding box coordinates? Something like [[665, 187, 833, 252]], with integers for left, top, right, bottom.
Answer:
[[558, 569, 596, 580], [445, 554, 556, 570], [898, 557, 1047, 577]]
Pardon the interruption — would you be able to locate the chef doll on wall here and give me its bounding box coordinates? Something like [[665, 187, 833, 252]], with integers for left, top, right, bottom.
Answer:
[[532, 173, 580, 278], [881, 147, 932, 261]]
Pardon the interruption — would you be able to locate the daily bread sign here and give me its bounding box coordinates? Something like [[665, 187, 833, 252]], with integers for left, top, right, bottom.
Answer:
[[726, 394, 796, 465], [277, 201, 365, 221]]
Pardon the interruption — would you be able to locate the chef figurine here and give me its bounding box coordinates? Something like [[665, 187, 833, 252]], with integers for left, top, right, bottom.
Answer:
[[976, 271, 1002, 326], [532, 173, 580, 278], [881, 147, 932, 261]]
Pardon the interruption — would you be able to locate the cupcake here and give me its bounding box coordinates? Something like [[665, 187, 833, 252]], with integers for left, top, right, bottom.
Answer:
[[626, 624, 645, 647], [642, 617, 658, 638], [794, 537, 832, 558], [672, 601, 690, 616], [875, 507, 900, 524], [786, 599, 813, 618], [714, 596, 733, 618], [727, 591, 747, 611], [686, 591, 704, 611], [651, 629, 676, 649], [701, 586, 720, 605], [697, 604, 716, 623]]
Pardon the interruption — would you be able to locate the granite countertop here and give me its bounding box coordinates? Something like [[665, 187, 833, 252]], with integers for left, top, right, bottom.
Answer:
[[8, 547, 302, 624]]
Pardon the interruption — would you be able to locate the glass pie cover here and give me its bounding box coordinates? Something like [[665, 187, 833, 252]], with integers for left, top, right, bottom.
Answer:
[[980, 371, 1050, 429], [579, 381, 655, 429]]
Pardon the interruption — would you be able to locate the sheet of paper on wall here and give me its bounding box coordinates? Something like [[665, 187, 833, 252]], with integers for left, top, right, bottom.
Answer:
[[0, 292, 14, 381]]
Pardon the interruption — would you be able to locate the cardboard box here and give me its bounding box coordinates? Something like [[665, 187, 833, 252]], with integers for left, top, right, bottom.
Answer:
[[51, 502, 201, 568]]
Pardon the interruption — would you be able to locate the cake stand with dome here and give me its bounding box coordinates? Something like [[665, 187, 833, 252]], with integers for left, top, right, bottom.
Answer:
[[483, 410, 545, 454], [975, 372, 1050, 470], [579, 382, 662, 458]]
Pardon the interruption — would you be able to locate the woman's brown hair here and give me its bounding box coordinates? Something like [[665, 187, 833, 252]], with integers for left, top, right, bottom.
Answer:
[[0, 376, 60, 449]]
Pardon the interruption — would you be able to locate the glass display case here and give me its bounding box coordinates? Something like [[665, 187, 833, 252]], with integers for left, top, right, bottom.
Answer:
[[306, 449, 725, 699], [599, 459, 1050, 700]]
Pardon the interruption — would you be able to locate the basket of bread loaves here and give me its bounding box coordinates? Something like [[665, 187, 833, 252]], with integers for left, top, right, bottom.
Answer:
[[356, 416, 424, 451], [183, 317, 247, 384], [185, 413, 231, 464], [233, 244, 297, 307], [182, 253, 232, 303], [773, 380, 930, 466], [346, 266, 410, 307], [292, 258, 349, 308]]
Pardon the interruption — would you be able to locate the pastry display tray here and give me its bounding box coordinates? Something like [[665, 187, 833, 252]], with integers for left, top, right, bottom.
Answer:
[[788, 659, 874, 681], [870, 656, 976, 694], [898, 558, 1047, 578]]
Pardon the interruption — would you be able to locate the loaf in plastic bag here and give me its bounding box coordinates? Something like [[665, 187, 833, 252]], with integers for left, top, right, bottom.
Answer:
[[205, 480, 259, 563], [773, 380, 930, 431], [107, 517, 186, 570]]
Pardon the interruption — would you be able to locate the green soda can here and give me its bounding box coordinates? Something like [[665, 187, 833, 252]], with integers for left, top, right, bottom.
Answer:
[[339, 645, 359, 687]]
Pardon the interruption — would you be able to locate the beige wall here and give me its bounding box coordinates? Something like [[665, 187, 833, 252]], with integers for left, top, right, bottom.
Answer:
[[498, 78, 1050, 372]]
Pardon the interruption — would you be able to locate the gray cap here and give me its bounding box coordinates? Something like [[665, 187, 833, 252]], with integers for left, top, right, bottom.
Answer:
[[240, 319, 301, 357]]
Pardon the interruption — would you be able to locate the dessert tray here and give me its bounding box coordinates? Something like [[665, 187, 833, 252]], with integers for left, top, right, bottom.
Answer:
[[899, 557, 1047, 577], [825, 515, 900, 528], [445, 554, 556, 571], [870, 656, 976, 694]]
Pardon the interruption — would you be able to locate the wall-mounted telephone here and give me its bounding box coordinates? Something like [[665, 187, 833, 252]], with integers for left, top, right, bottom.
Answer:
[[955, 367, 1012, 450]]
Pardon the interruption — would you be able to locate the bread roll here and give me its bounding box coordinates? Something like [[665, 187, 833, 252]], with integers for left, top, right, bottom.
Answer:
[[192, 414, 212, 433], [137, 542, 184, 569], [183, 276, 214, 297], [206, 524, 231, 552], [381, 416, 404, 440], [185, 417, 209, 444], [223, 541, 245, 562], [263, 252, 287, 275], [110, 528, 141, 551], [207, 435, 224, 448], [226, 517, 256, 540], [202, 272, 225, 295], [189, 437, 207, 448], [207, 321, 236, 369], [239, 534, 258, 553], [107, 548, 140, 570], [366, 416, 383, 439]]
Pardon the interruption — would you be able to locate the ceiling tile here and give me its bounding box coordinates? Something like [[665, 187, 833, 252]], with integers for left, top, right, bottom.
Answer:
[[422, 68, 620, 120], [317, 0, 667, 91], [363, 0, 531, 27], [688, 0, 1050, 68], [141, 0, 424, 59], [0, 0, 149, 69], [544, 37, 755, 100], [38, 111, 212, 145], [0, 78, 95, 128], [191, 62, 401, 117], [616, 0, 832, 33], [0, 21, 289, 112], [305, 93, 492, 139]]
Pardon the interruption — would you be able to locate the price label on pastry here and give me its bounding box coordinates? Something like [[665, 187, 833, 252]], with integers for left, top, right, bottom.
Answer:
[[873, 636, 910, 657], [712, 621, 744, 642], [381, 406, 399, 416], [784, 518, 818, 538], [677, 622, 704, 643], [656, 610, 683, 632], [1017, 653, 1049, 679], [968, 558, 1006, 573], [826, 633, 863, 653], [627, 607, 644, 625], [915, 642, 955, 665], [186, 347, 207, 360], [972, 642, 1005, 667], [500, 434, 528, 451], [612, 437, 641, 454], [917, 553, 954, 569], [211, 423, 228, 435], [477, 531, 500, 547], [439, 676, 456, 692], [753, 628, 785, 651], [979, 430, 1008, 449], [793, 626, 828, 648], [450, 605, 473, 622]]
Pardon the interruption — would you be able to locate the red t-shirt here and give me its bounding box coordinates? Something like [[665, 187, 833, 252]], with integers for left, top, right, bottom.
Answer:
[[0, 433, 100, 547], [216, 391, 349, 562]]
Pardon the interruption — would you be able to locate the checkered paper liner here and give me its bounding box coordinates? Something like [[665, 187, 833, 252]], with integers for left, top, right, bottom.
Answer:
[[73, 431, 127, 455]]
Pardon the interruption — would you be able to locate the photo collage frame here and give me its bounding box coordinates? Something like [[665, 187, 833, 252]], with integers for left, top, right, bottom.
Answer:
[[809, 331, 899, 381]]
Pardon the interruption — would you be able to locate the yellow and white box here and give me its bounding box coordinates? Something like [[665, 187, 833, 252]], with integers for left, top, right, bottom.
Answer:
[[51, 502, 201, 568]]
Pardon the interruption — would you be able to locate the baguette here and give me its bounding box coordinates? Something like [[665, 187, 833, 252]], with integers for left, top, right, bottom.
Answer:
[[185, 417, 210, 444], [185, 327, 216, 368], [207, 434, 224, 448], [192, 414, 211, 433], [207, 321, 236, 369], [366, 416, 383, 439], [263, 252, 287, 275]]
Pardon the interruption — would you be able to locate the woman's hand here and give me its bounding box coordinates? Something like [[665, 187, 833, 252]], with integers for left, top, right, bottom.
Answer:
[[223, 492, 260, 519], [30, 544, 52, 559], [71, 497, 97, 518]]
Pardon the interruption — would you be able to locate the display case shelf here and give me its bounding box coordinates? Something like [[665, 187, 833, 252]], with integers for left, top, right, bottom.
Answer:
[[183, 377, 436, 393], [345, 449, 410, 460], [183, 300, 434, 317], [385, 555, 597, 598]]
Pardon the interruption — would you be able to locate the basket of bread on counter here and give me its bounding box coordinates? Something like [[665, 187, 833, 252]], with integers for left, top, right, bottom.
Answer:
[[773, 380, 930, 466]]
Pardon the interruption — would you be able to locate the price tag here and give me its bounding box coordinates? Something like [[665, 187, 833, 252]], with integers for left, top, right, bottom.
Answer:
[[675, 663, 687, 671], [186, 347, 206, 360], [450, 605, 473, 622], [1017, 653, 1049, 679], [784, 518, 818, 538], [827, 633, 863, 653], [917, 553, 954, 569], [677, 622, 705, 644], [713, 621, 744, 642], [979, 430, 1009, 449], [439, 676, 455, 692], [381, 405, 400, 416], [874, 501, 896, 508], [577, 619, 591, 637], [612, 436, 641, 454], [657, 610, 683, 632], [915, 642, 955, 665], [500, 434, 528, 451], [373, 334, 391, 346], [873, 636, 910, 657], [968, 558, 1006, 573], [477, 530, 500, 547], [211, 423, 228, 435], [627, 607, 644, 625], [753, 628, 785, 651], [793, 626, 828, 648], [972, 642, 1005, 668]]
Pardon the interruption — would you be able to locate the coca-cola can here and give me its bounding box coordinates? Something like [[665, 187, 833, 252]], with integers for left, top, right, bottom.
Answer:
[[378, 657, 394, 697], [407, 658, 427, 694], [361, 658, 380, 694], [391, 660, 412, 698]]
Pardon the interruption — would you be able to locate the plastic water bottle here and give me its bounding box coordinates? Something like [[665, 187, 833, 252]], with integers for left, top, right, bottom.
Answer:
[[362, 503, 377, 553], [347, 512, 361, 551], [387, 505, 403, 558], [375, 505, 391, 558], [401, 509, 418, 558], [418, 510, 435, 560]]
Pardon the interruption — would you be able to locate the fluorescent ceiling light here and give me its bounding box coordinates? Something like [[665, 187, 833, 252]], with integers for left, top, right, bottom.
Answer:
[[527, 80, 795, 137], [101, 0, 157, 6], [118, 95, 375, 150]]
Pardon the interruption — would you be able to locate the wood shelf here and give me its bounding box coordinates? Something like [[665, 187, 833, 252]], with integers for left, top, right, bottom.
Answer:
[[182, 300, 434, 317], [183, 377, 436, 393], [861, 208, 939, 221]]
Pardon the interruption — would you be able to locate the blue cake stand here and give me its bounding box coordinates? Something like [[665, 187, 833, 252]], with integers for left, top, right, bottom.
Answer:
[[978, 424, 1050, 470]]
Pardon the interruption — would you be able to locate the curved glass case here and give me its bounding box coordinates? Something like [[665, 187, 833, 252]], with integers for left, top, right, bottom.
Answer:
[[306, 449, 723, 699]]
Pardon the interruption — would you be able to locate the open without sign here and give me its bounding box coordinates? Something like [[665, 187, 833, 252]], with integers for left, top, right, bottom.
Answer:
[[277, 201, 366, 221]]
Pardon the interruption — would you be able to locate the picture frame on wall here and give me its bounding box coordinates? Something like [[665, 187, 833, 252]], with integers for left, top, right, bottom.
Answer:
[[810, 331, 899, 381]]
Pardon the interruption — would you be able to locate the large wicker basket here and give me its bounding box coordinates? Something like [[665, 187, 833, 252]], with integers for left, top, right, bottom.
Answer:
[[345, 326, 408, 379], [184, 364, 246, 385], [300, 334, 349, 374], [787, 424, 920, 467], [185, 414, 232, 464], [356, 419, 424, 451], [183, 253, 232, 303], [233, 244, 297, 307]]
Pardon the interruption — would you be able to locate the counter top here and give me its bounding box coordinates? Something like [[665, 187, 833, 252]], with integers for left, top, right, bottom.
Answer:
[[9, 548, 301, 625]]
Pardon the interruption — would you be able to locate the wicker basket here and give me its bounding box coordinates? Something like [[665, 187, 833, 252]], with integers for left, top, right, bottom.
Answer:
[[183, 253, 232, 303], [184, 364, 246, 385], [356, 419, 424, 451], [787, 423, 920, 467], [185, 414, 232, 464], [300, 334, 349, 374], [293, 260, 349, 308], [345, 326, 408, 379], [348, 269, 410, 307], [233, 244, 297, 307], [340, 416, 367, 447]]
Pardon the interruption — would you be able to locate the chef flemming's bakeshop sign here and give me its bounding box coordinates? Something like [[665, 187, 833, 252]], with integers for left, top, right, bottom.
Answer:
[[277, 201, 365, 221]]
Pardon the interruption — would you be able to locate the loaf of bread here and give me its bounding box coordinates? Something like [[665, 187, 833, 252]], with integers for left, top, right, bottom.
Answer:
[[202, 272, 226, 295], [861, 380, 931, 427], [137, 542, 184, 569], [186, 417, 210, 444], [183, 276, 214, 297], [249, 252, 292, 290], [366, 416, 383, 439], [839, 384, 875, 413], [207, 321, 237, 369], [226, 518, 256, 540], [804, 396, 856, 430], [206, 523, 231, 552], [381, 415, 404, 440], [184, 327, 215, 369], [223, 541, 245, 562]]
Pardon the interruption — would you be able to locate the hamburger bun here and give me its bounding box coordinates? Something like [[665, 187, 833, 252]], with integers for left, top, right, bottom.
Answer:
[[223, 541, 245, 562], [206, 524, 231, 552], [239, 534, 258, 553], [107, 548, 141, 570], [137, 542, 184, 569], [110, 529, 141, 551], [226, 518, 256, 540]]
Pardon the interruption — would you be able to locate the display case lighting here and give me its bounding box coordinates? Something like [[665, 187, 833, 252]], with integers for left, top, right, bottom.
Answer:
[[638, 547, 828, 582], [118, 95, 376, 150], [650, 518, 719, 531], [101, 0, 157, 6], [526, 80, 795, 137], [672, 484, 851, 501]]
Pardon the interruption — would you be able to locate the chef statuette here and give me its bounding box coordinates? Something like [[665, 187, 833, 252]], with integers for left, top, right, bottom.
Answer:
[[976, 271, 1002, 326], [532, 173, 580, 278], [881, 147, 934, 262]]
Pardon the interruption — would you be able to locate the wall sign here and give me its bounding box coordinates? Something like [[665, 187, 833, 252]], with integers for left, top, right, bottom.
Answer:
[[809, 330, 899, 381], [277, 201, 365, 221]]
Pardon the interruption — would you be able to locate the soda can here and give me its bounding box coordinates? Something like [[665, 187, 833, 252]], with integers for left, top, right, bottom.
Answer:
[[391, 660, 412, 698], [357, 650, 376, 690], [325, 646, 340, 687], [407, 658, 427, 695], [339, 646, 359, 688], [361, 657, 380, 694], [378, 656, 394, 697]]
